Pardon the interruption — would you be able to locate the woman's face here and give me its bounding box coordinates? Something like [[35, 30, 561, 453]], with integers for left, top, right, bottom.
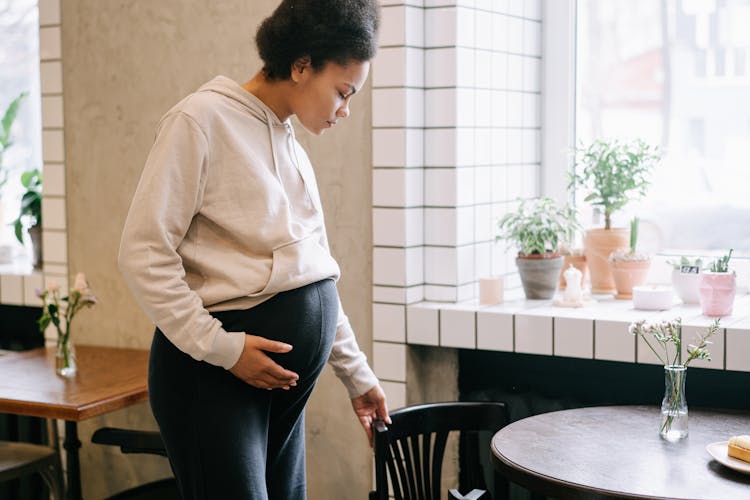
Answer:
[[290, 59, 370, 136]]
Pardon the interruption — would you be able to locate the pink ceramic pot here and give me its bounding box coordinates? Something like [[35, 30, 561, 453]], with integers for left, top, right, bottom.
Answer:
[[698, 272, 736, 317]]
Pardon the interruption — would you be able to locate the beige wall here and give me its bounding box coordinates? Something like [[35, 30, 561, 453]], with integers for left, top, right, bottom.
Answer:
[[61, 0, 373, 498]]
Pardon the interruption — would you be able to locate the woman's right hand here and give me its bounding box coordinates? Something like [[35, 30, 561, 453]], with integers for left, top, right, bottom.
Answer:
[[229, 334, 299, 390]]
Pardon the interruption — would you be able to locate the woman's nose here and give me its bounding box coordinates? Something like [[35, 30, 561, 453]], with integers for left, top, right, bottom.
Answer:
[[336, 103, 350, 118]]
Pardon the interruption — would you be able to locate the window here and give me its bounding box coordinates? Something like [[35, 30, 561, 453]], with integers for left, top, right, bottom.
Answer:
[[576, 0, 750, 257], [0, 0, 42, 272]]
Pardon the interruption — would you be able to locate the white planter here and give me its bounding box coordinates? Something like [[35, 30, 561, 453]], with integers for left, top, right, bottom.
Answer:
[[671, 269, 701, 304], [633, 285, 674, 310]]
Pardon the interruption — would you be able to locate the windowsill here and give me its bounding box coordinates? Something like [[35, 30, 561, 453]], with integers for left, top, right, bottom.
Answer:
[[399, 292, 750, 373]]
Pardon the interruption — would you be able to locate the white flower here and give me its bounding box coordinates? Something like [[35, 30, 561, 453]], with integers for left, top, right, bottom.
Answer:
[[73, 272, 88, 293]]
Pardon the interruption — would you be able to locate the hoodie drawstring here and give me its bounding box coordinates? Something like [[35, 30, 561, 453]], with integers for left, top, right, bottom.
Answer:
[[264, 109, 282, 179]]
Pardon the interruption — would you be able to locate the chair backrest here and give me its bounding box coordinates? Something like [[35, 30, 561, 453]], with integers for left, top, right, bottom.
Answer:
[[371, 401, 509, 500]]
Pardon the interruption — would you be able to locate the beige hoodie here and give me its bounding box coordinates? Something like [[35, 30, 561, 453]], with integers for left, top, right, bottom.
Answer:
[[119, 76, 377, 398]]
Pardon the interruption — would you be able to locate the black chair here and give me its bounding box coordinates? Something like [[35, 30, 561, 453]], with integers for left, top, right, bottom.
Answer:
[[91, 428, 178, 500], [369, 401, 510, 500]]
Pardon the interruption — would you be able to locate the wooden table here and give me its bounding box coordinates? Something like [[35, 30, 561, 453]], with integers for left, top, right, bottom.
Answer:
[[491, 405, 750, 500], [0, 345, 149, 500]]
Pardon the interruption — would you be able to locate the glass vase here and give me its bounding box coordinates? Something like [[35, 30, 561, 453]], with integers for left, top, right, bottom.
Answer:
[[660, 364, 687, 441], [56, 339, 77, 378]]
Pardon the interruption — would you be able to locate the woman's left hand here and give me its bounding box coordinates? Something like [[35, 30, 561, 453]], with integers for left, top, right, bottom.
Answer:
[[350, 384, 391, 447]]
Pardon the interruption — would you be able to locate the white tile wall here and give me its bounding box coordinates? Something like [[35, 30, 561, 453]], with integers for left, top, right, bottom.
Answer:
[[373, 207, 423, 247], [372, 303, 407, 342], [440, 306, 476, 348], [554, 317, 594, 359], [406, 302, 440, 345], [373, 342, 407, 381], [595, 320, 637, 362], [381, 381, 407, 411], [477, 310, 513, 351], [515, 313, 552, 355]]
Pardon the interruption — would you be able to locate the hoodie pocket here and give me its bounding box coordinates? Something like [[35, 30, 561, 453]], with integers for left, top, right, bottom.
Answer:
[[247, 233, 339, 298]]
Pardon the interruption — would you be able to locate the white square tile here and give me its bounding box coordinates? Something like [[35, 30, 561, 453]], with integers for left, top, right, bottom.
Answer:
[[23, 272, 44, 306], [381, 381, 407, 411], [425, 7, 457, 47], [456, 48, 476, 87], [406, 303, 440, 345], [425, 48, 457, 87], [372, 88, 424, 127], [372, 129, 424, 168], [440, 307, 476, 348], [425, 129, 456, 167], [425, 247, 457, 285], [474, 166, 492, 205], [507, 0, 524, 17], [40, 61, 63, 94], [425, 88, 457, 127], [506, 129, 523, 163], [41, 196, 66, 230], [373, 341, 407, 381], [492, 13, 508, 51], [41, 95, 63, 129], [455, 7, 475, 47], [554, 317, 594, 359], [456, 166, 475, 205], [475, 91, 492, 130], [523, 19, 542, 55], [726, 327, 750, 372], [42, 230, 67, 264], [491, 53, 508, 91], [373, 285, 422, 305], [490, 128, 508, 165], [507, 15, 523, 54], [521, 163, 539, 197], [425, 208, 457, 246], [405, 5, 425, 46], [39, 0, 61, 25], [0, 275, 24, 305], [424, 284, 458, 302], [523, 56, 542, 91], [380, 5, 406, 46], [490, 166, 508, 204], [405, 48, 426, 87], [507, 54, 524, 90], [522, 129, 540, 164], [477, 310, 513, 351], [39, 26, 61, 60], [522, 93, 540, 128], [42, 130, 64, 162], [456, 128, 475, 167], [474, 241, 492, 280], [373, 168, 423, 207], [475, 12, 492, 50], [43, 163, 65, 196], [474, 203, 492, 241], [515, 314, 552, 355], [373, 303, 406, 342], [595, 320, 636, 362], [507, 92, 523, 127], [373, 208, 417, 247], [373, 47, 406, 87], [406, 285, 425, 303], [425, 168, 457, 205], [456, 206, 474, 246], [524, 0, 542, 20], [456, 88, 475, 128], [457, 244, 475, 283], [373, 247, 423, 286], [457, 282, 475, 301]]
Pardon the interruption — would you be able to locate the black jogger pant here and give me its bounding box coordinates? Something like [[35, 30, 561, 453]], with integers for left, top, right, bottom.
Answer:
[[148, 279, 338, 500]]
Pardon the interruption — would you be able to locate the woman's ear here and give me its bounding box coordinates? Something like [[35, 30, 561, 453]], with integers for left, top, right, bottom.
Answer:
[[291, 56, 312, 82]]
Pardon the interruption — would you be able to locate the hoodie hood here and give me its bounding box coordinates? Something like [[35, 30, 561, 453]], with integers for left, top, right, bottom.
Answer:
[[197, 75, 286, 127]]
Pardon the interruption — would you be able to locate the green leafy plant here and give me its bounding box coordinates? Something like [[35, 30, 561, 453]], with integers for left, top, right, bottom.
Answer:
[[610, 216, 648, 262], [708, 249, 733, 273], [0, 92, 28, 193], [12, 168, 42, 244], [667, 256, 703, 271], [497, 197, 579, 256], [569, 138, 660, 230]]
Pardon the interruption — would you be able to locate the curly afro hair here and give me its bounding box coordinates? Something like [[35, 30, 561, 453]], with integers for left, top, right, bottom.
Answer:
[[256, 0, 380, 80]]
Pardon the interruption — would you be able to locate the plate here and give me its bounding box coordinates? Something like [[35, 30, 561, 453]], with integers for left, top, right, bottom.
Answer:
[[706, 441, 750, 475]]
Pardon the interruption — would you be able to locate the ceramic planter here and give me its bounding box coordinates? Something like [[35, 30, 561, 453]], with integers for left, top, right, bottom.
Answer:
[[671, 268, 701, 304], [610, 259, 651, 299], [584, 228, 629, 294], [516, 254, 563, 299], [559, 254, 587, 290], [698, 272, 736, 317]]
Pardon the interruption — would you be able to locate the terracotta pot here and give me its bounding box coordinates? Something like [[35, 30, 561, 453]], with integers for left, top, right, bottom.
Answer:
[[559, 254, 587, 290], [584, 228, 629, 294], [698, 272, 736, 317], [610, 259, 651, 299], [516, 254, 563, 299], [671, 269, 701, 304]]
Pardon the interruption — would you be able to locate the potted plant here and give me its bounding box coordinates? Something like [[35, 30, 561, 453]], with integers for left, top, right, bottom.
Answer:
[[497, 197, 572, 299], [11, 168, 42, 268], [698, 249, 735, 317], [569, 138, 659, 294], [667, 256, 703, 304], [609, 217, 650, 299], [557, 207, 586, 290], [0, 92, 28, 263]]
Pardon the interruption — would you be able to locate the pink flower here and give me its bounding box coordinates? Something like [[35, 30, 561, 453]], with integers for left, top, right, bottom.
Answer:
[[73, 272, 88, 293], [47, 281, 59, 293]]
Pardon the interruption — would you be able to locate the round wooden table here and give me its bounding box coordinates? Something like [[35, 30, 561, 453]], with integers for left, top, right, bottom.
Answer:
[[491, 406, 750, 499]]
